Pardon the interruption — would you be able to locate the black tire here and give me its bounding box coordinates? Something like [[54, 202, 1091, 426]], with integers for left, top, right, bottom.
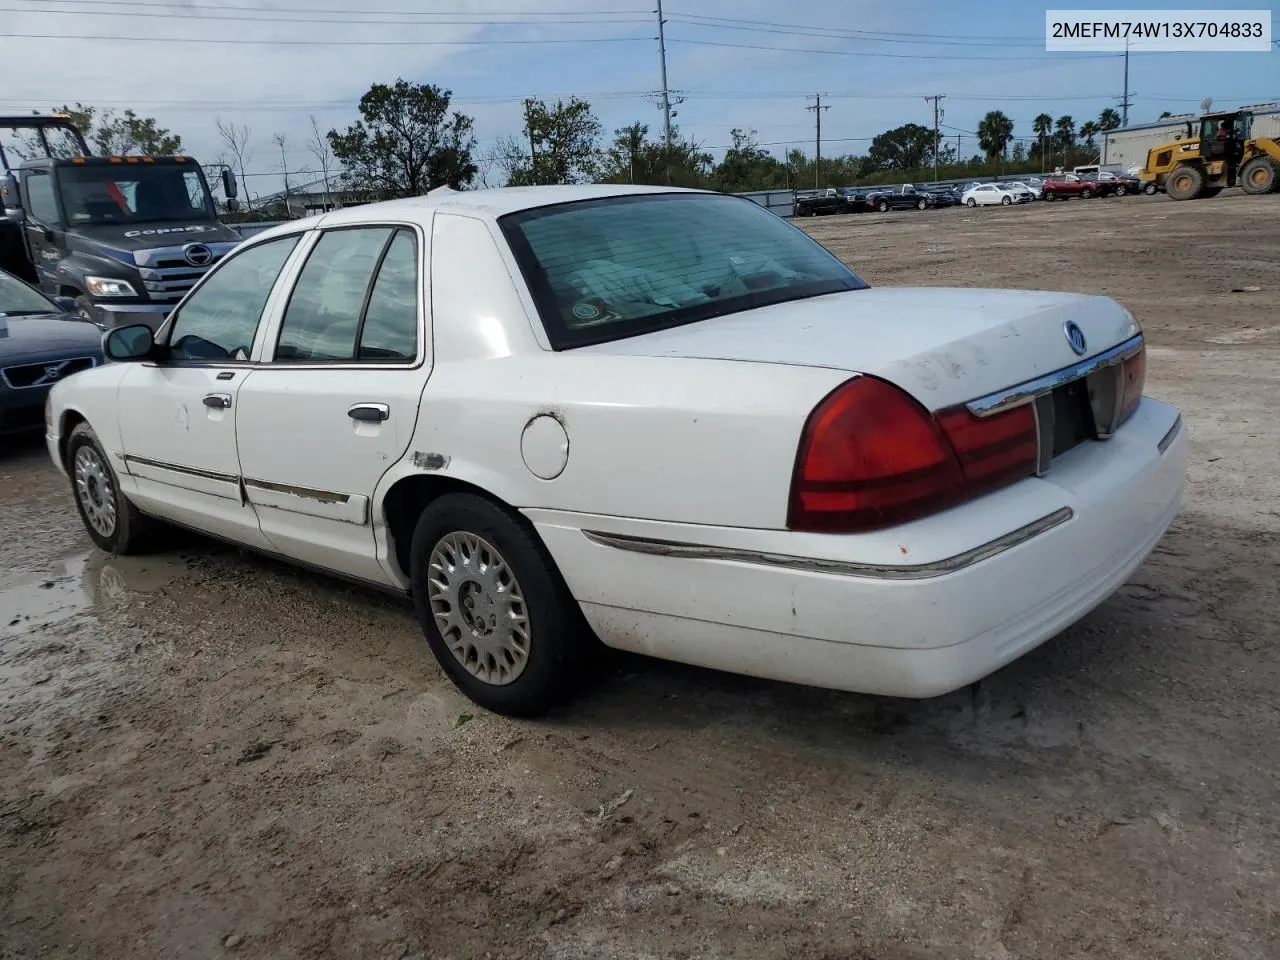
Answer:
[[965, 198, 976, 207], [1115, 184, 1128, 196], [1165, 164, 1203, 201], [409, 492, 589, 717], [876, 199, 889, 212], [66, 422, 155, 554], [1144, 182, 1158, 195], [1080, 187, 1093, 199], [1001, 196, 1012, 205], [1043, 190, 1056, 201], [1240, 157, 1276, 195], [916, 198, 928, 210]]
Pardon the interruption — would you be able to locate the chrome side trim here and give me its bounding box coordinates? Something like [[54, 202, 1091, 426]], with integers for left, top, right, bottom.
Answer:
[[580, 507, 1074, 581], [242, 476, 351, 504], [967, 333, 1144, 418], [1157, 414, 1183, 454], [123, 453, 238, 485]]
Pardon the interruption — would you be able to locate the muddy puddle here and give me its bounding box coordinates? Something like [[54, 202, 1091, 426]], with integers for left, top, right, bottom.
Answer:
[[0, 551, 175, 637]]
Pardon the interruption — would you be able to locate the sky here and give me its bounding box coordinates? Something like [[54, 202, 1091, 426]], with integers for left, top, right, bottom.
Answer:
[[2, 0, 1276, 203]]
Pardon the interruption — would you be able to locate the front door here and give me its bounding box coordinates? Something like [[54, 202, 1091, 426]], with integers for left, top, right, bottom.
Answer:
[[20, 169, 64, 293], [115, 232, 303, 548], [234, 223, 429, 585]]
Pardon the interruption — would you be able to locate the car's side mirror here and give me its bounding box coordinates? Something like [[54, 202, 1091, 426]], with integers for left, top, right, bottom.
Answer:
[[53, 295, 77, 313], [103, 323, 155, 362]]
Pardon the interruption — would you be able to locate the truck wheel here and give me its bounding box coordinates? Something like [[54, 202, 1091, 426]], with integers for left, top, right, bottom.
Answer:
[[67, 422, 156, 555], [1165, 165, 1203, 201], [916, 198, 928, 210], [1240, 157, 1276, 195], [409, 492, 591, 717]]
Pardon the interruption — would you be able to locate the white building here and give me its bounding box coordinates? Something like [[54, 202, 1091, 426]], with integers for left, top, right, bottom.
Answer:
[[1101, 102, 1280, 173]]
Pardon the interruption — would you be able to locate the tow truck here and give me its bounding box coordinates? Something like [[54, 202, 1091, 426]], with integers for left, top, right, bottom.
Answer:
[[1, 114, 242, 329]]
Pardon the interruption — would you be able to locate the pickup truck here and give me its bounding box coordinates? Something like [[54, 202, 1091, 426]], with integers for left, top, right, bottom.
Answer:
[[1, 114, 243, 330], [793, 188, 863, 217], [1040, 173, 1115, 201], [864, 184, 932, 212]]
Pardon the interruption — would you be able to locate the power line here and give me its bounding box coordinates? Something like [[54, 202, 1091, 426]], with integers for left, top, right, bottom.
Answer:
[[3, 3, 650, 25], [4, 31, 647, 45], [9, 0, 650, 13], [666, 15, 1044, 47], [666, 38, 1122, 62], [666, 12, 1044, 43]]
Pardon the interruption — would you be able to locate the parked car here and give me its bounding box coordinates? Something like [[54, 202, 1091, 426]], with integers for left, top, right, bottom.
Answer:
[[1041, 173, 1114, 200], [793, 188, 850, 217], [0, 267, 104, 438], [915, 184, 960, 207], [961, 183, 1018, 206], [45, 184, 1187, 716], [1001, 179, 1042, 199], [998, 182, 1038, 203], [865, 184, 932, 211], [1082, 171, 1142, 196]]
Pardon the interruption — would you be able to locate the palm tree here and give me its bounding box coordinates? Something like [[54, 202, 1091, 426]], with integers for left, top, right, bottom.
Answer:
[[1097, 107, 1121, 132], [977, 110, 1014, 171], [1080, 121, 1099, 152], [1033, 113, 1053, 172], [1055, 115, 1076, 165]]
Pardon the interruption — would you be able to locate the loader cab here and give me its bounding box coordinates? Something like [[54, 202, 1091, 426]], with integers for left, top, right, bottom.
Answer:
[[1199, 112, 1252, 162]]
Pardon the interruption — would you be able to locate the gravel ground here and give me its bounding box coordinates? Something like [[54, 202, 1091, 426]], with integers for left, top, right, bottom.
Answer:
[[2, 190, 1278, 960]]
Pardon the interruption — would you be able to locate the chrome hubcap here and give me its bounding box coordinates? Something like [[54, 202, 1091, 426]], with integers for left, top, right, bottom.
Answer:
[[426, 532, 530, 686], [73, 446, 116, 538]]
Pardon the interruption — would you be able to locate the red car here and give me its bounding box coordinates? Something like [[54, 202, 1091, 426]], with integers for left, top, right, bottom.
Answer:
[[1040, 174, 1115, 200]]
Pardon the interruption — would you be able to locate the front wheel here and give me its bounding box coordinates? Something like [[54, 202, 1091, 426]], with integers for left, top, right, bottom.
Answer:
[[916, 198, 928, 210], [1240, 156, 1277, 195], [1080, 187, 1093, 199], [410, 493, 589, 717], [66, 422, 154, 554], [1043, 191, 1056, 201], [1143, 182, 1158, 195], [966, 198, 976, 207], [1001, 196, 1012, 205], [1115, 185, 1128, 196], [876, 200, 889, 212]]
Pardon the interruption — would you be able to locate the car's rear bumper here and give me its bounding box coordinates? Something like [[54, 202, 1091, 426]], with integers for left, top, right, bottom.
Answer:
[[528, 397, 1187, 698]]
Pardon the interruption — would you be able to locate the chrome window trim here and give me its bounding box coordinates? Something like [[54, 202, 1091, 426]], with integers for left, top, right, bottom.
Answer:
[[581, 507, 1073, 581], [966, 333, 1144, 418]]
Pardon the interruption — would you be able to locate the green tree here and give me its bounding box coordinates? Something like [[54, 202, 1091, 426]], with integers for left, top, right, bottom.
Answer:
[[594, 122, 711, 188], [1098, 107, 1122, 132], [1055, 115, 1076, 164], [1032, 113, 1054, 172], [712, 127, 786, 191], [977, 111, 1014, 166], [328, 79, 477, 199], [56, 102, 182, 156], [1080, 121, 1099, 151], [506, 96, 602, 186], [867, 122, 936, 171]]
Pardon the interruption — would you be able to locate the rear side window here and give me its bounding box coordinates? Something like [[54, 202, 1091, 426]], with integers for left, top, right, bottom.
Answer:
[[275, 227, 419, 362], [500, 193, 866, 350], [167, 235, 299, 362]]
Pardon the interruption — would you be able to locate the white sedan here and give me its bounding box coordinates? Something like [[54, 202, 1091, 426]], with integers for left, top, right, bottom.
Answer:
[[961, 183, 1019, 206], [1001, 181, 1041, 201], [45, 184, 1187, 716]]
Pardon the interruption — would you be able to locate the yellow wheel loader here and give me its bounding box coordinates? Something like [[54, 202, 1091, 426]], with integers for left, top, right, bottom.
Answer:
[[1139, 110, 1280, 201]]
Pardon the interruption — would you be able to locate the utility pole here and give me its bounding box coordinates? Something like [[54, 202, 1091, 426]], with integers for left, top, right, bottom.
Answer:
[[1121, 38, 1131, 126], [924, 94, 944, 182], [655, 0, 672, 146], [806, 94, 830, 190]]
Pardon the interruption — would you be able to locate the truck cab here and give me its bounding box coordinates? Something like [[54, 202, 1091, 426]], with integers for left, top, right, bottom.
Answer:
[[1, 115, 242, 329]]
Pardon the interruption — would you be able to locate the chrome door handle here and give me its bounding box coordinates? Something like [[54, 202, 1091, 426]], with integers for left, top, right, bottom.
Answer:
[[203, 393, 232, 409], [348, 402, 389, 422]]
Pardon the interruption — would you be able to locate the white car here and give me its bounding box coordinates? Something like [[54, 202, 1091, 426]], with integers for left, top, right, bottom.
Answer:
[[1001, 180, 1041, 201], [45, 184, 1187, 716], [961, 183, 1018, 207]]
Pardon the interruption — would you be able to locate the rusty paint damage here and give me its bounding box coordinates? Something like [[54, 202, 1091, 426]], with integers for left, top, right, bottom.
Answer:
[[412, 451, 450, 471]]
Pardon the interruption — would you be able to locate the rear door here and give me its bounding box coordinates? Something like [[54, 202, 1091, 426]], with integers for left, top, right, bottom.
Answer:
[[234, 221, 430, 585]]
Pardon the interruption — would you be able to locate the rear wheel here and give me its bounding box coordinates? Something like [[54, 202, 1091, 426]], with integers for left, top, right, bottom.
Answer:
[[876, 199, 889, 212], [1165, 164, 1204, 201], [965, 198, 976, 207], [916, 198, 928, 210], [409, 493, 589, 717], [1080, 187, 1093, 199], [67, 423, 155, 554], [1115, 184, 1128, 196], [1240, 157, 1277, 195], [1001, 196, 1012, 205], [1143, 182, 1158, 195]]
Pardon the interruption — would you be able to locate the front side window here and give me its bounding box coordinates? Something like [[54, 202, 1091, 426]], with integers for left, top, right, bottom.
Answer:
[[0, 270, 59, 315], [500, 193, 866, 349], [166, 235, 299, 362], [274, 226, 419, 363], [24, 172, 59, 224]]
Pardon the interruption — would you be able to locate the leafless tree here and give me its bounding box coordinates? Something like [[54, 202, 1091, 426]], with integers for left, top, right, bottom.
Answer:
[[306, 115, 336, 211], [215, 119, 254, 211], [271, 132, 290, 213]]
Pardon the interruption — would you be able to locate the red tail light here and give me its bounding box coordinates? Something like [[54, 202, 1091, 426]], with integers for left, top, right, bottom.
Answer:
[[1119, 344, 1145, 424], [935, 402, 1038, 497], [788, 376, 1038, 534]]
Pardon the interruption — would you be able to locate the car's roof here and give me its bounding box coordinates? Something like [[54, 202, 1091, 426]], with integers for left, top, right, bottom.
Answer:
[[247, 183, 713, 244]]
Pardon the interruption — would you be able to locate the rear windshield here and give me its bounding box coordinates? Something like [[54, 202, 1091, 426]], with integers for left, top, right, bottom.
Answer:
[[499, 192, 867, 349]]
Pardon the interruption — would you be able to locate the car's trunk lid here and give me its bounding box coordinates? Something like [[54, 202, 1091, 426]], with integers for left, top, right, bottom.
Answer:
[[576, 287, 1140, 411]]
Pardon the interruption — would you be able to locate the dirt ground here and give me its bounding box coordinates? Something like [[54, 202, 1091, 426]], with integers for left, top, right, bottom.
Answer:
[[3, 191, 1279, 960]]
